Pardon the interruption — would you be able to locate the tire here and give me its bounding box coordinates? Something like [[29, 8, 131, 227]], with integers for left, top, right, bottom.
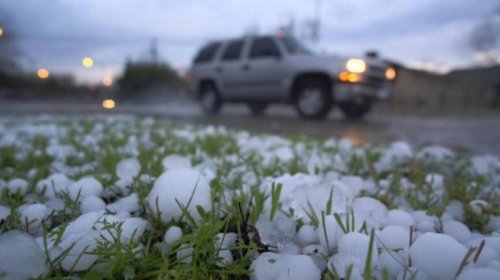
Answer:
[[199, 83, 222, 114], [339, 100, 372, 120], [293, 78, 332, 119], [247, 102, 268, 116]]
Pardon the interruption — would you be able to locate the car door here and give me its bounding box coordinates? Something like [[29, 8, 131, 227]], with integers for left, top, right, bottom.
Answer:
[[241, 37, 288, 99], [217, 39, 248, 100]]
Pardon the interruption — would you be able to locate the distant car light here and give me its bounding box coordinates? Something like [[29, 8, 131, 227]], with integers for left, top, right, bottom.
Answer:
[[102, 77, 113, 87], [385, 67, 396, 80], [37, 68, 49, 79], [346, 58, 366, 73], [102, 99, 116, 109]]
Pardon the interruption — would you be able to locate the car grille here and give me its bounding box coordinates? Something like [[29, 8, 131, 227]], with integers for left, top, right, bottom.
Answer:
[[365, 65, 386, 85], [368, 65, 386, 77], [364, 76, 385, 85]]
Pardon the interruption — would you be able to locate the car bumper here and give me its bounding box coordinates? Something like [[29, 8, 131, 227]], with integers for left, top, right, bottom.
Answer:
[[333, 82, 392, 102]]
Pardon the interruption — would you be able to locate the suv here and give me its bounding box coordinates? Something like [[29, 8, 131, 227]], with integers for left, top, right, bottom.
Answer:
[[187, 34, 396, 119]]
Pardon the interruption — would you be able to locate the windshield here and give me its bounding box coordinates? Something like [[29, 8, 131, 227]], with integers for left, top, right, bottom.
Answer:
[[280, 37, 313, 55]]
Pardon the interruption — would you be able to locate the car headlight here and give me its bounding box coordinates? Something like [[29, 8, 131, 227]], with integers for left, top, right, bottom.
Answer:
[[346, 58, 366, 73], [385, 67, 396, 80]]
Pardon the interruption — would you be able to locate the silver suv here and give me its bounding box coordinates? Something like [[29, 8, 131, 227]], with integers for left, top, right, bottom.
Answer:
[[187, 34, 396, 119]]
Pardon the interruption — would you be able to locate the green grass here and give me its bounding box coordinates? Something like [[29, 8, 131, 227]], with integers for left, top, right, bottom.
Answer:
[[0, 116, 498, 279]]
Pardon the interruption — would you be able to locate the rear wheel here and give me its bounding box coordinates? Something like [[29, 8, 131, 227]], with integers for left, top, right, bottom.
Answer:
[[339, 100, 372, 120], [293, 78, 332, 119], [247, 102, 268, 116], [199, 83, 222, 114]]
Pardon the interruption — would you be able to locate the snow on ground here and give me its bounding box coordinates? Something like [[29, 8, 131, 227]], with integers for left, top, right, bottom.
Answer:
[[0, 115, 499, 279]]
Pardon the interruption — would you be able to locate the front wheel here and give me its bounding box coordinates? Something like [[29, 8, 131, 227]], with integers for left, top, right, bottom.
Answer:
[[339, 101, 372, 120], [293, 79, 332, 119], [199, 83, 222, 114]]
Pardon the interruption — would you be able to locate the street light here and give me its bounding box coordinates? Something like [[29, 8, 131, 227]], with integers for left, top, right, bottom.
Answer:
[[0, 27, 4, 37], [82, 57, 94, 68], [37, 68, 49, 79]]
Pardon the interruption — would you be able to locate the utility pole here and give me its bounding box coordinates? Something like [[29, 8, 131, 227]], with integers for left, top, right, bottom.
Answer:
[[150, 38, 159, 64], [303, 0, 321, 43], [286, 15, 296, 36], [311, 0, 321, 42], [277, 15, 295, 36]]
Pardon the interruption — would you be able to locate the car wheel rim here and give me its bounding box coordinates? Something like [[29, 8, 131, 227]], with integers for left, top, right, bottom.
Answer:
[[201, 90, 216, 110], [298, 88, 323, 115]]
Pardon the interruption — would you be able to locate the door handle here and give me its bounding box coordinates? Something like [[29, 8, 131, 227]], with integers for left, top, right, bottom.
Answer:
[[215, 66, 223, 73], [242, 64, 250, 71]]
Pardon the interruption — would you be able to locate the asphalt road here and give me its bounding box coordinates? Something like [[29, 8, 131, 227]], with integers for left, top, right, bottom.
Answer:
[[1, 99, 499, 156]]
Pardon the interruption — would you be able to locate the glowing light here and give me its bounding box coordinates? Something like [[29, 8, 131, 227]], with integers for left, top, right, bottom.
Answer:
[[339, 71, 349, 81], [347, 73, 362, 83], [37, 68, 49, 79], [102, 77, 113, 87], [102, 99, 116, 109], [385, 67, 396, 80], [82, 57, 94, 68], [0, 27, 4, 37], [338, 71, 362, 83], [346, 58, 366, 73]]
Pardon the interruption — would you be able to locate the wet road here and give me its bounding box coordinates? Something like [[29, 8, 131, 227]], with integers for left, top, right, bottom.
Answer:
[[1, 99, 499, 156]]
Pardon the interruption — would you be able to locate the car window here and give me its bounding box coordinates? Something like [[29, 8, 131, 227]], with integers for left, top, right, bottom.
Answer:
[[193, 42, 220, 64], [221, 40, 244, 61], [280, 37, 312, 55], [249, 37, 280, 59]]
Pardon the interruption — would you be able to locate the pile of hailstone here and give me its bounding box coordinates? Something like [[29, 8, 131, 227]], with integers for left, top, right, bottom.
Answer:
[[0, 116, 499, 279]]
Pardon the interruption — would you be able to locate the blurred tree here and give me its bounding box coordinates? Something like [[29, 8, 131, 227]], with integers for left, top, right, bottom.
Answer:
[[469, 7, 500, 65], [118, 60, 186, 99], [0, 10, 21, 74], [0, 8, 80, 98], [118, 39, 186, 100]]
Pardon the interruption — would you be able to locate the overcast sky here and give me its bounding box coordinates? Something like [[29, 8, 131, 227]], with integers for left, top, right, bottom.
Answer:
[[2, 0, 498, 83]]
